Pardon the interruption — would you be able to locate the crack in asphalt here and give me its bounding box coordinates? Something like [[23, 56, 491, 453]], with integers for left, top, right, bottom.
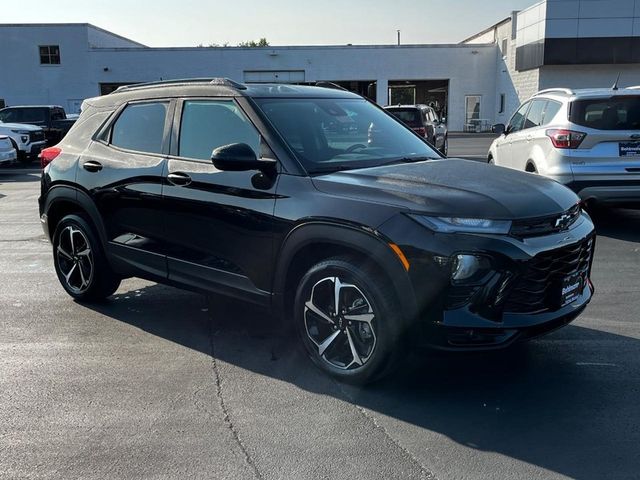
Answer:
[[206, 311, 265, 480], [335, 383, 439, 480]]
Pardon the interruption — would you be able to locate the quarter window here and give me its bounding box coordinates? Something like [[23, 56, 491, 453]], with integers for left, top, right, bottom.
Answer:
[[178, 100, 260, 161], [111, 102, 168, 154], [39, 45, 61, 65]]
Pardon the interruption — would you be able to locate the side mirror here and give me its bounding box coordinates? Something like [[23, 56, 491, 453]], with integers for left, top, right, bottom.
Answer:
[[211, 143, 276, 172], [492, 123, 506, 135]]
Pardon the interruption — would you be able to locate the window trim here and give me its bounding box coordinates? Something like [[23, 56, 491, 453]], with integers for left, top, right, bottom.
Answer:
[[39, 45, 61, 65], [100, 99, 175, 157]]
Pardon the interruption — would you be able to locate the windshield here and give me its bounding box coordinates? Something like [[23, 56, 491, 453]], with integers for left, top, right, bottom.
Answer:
[[570, 96, 640, 130], [255, 98, 439, 173]]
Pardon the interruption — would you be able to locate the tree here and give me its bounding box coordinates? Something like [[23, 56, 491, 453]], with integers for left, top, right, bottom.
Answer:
[[238, 38, 269, 47]]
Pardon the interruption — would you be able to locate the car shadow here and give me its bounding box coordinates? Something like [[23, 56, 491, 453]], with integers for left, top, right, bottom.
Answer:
[[589, 206, 640, 243], [84, 283, 639, 480]]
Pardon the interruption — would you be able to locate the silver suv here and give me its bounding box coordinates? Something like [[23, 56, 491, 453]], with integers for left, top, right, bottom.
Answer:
[[488, 87, 640, 206]]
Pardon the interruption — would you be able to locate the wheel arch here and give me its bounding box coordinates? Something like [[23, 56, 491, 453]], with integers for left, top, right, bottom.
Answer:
[[272, 222, 418, 327], [42, 186, 108, 247]]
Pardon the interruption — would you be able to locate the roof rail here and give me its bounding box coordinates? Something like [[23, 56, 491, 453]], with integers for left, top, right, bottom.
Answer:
[[113, 77, 247, 94], [535, 88, 574, 96], [315, 81, 349, 92]]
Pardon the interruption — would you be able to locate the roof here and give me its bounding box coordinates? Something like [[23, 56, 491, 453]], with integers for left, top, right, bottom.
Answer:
[[534, 87, 640, 100], [0, 105, 63, 109], [85, 79, 361, 108], [0, 23, 147, 48]]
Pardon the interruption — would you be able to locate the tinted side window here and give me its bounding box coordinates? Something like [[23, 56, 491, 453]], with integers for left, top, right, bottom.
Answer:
[[179, 100, 260, 161], [525, 100, 546, 129], [111, 102, 168, 154], [509, 102, 530, 132]]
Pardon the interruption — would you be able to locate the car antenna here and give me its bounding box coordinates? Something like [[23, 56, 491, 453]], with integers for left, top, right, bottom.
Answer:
[[612, 72, 621, 91]]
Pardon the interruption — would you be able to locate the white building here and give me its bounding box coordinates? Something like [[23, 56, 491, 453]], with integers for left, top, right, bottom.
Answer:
[[1, 0, 640, 131]]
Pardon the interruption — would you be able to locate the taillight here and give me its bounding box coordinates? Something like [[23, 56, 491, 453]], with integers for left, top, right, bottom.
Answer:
[[414, 127, 426, 137], [546, 129, 586, 149], [39, 147, 61, 168]]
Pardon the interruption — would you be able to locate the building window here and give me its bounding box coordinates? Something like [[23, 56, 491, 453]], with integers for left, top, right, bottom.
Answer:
[[501, 38, 508, 57], [39, 45, 61, 65], [499, 93, 506, 114]]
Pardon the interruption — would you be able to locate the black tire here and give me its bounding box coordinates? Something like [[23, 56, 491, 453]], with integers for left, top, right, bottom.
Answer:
[[440, 136, 448, 156], [293, 256, 404, 384], [488, 155, 494, 165], [8, 139, 29, 164], [52, 214, 121, 301]]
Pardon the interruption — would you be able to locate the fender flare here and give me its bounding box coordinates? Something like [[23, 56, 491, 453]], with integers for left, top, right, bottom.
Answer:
[[272, 221, 418, 324], [42, 185, 109, 247]]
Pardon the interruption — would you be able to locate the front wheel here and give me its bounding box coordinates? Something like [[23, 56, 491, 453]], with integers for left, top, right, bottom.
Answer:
[[294, 257, 403, 384], [53, 214, 121, 301]]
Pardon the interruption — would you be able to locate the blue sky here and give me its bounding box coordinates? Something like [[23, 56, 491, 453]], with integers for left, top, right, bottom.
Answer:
[[4, 0, 536, 46]]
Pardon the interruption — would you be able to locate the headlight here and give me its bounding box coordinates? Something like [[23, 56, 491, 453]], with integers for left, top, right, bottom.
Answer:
[[11, 129, 31, 135], [21, 135, 29, 143], [409, 215, 512, 234]]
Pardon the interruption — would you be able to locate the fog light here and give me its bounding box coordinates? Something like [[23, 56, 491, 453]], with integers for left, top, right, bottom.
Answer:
[[21, 135, 29, 143], [451, 254, 490, 282]]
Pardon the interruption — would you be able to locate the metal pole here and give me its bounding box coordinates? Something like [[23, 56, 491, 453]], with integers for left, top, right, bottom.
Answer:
[[397, 30, 401, 45]]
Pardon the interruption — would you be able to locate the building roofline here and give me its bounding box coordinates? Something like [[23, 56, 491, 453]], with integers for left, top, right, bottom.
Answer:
[[460, 17, 512, 44], [0, 23, 147, 48], [86, 24, 147, 48], [90, 42, 496, 53]]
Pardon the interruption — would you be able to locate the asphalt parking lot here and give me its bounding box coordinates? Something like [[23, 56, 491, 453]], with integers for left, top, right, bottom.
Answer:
[[1, 140, 639, 479]]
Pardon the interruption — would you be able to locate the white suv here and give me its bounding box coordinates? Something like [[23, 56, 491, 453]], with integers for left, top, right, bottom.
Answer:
[[488, 87, 640, 206]]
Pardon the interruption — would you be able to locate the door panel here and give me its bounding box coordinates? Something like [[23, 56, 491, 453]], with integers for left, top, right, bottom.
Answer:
[[75, 100, 173, 279], [162, 98, 278, 304], [162, 159, 278, 303]]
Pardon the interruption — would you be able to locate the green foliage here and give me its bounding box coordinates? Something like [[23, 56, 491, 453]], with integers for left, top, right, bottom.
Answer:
[[238, 38, 270, 47]]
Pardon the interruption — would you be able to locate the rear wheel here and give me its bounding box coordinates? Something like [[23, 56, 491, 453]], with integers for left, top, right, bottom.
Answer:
[[488, 155, 495, 165], [294, 257, 403, 384], [440, 136, 448, 156], [53, 214, 121, 301]]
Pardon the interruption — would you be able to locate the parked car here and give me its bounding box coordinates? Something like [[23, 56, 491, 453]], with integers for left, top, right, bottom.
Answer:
[[39, 79, 595, 383], [0, 105, 77, 147], [489, 87, 640, 206], [385, 104, 448, 155], [0, 121, 47, 163], [0, 135, 17, 165]]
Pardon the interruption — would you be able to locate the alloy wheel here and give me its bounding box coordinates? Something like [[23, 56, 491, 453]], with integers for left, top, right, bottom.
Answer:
[[304, 276, 377, 370], [56, 226, 94, 294]]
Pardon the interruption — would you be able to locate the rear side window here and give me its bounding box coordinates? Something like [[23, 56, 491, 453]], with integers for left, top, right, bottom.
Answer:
[[386, 108, 422, 127], [111, 102, 168, 154], [178, 100, 260, 160], [524, 100, 546, 128], [570, 96, 640, 130]]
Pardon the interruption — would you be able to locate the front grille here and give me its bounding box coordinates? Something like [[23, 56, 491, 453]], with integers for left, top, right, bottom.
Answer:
[[503, 236, 594, 314], [510, 204, 581, 238], [28, 131, 45, 143]]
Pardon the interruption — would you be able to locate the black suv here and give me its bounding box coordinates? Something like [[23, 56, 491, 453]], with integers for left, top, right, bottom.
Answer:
[[385, 104, 448, 155], [39, 79, 595, 383]]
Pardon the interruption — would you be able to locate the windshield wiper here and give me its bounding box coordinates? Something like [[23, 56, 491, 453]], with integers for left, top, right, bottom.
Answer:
[[376, 156, 438, 167]]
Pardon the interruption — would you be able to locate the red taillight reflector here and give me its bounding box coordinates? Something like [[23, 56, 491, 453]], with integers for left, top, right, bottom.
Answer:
[[39, 147, 62, 168], [414, 127, 426, 137], [546, 129, 586, 149]]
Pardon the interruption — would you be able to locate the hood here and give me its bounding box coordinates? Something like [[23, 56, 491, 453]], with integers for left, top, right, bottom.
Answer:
[[0, 122, 43, 131], [312, 159, 580, 220]]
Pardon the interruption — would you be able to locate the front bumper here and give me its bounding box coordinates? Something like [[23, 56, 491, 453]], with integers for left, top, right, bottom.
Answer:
[[0, 149, 17, 164], [26, 141, 47, 156], [378, 211, 596, 351]]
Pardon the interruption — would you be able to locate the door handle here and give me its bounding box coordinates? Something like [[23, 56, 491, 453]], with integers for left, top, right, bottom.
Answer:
[[526, 135, 533, 142], [82, 160, 103, 172], [167, 172, 192, 186]]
